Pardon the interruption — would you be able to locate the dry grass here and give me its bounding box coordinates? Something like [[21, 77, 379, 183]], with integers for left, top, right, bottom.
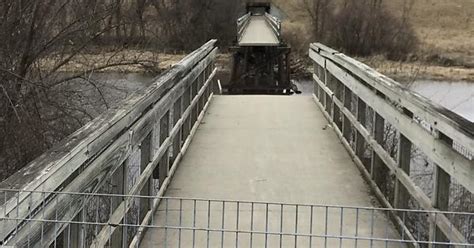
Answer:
[[274, 0, 474, 54], [271, 0, 474, 80], [385, 0, 474, 64], [359, 56, 474, 83], [42, 50, 186, 73]]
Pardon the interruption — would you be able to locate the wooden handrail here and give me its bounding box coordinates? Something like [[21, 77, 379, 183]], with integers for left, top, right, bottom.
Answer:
[[0, 40, 218, 246], [309, 43, 472, 246]]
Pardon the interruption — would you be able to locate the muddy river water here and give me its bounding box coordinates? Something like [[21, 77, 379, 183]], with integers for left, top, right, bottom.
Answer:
[[95, 73, 472, 122]]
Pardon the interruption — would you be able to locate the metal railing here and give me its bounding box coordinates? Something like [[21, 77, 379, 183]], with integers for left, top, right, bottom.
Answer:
[[237, 13, 251, 42], [1, 190, 473, 247], [0, 40, 218, 247], [264, 12, 282, 38], [309, 43, 473, 246]]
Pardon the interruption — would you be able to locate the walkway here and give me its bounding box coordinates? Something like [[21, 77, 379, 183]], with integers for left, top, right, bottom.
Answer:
[[141, 96, 403, 247], [239, 16, 279, 46]]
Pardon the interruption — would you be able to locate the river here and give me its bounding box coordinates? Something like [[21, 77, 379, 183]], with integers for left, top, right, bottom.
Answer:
[[410, 80, 474, 122], [92, 73, 473, 122]]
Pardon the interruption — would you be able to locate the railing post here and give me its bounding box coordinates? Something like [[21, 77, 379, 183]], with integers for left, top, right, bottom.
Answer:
[[182, 87, 191, 144], [342, 86, 352, 142], [109, 162, 125, 247], [355, 98, 367, 162], [140, 134, 152, 223], [171, 97, 183, 165], [333, 79, 343, 130], [324, 66, 331, 114], [371, 111, 386, 192], [313, 62, 319, 97], [394, 109, 413, 211], [122, 158, 130, 245], [158, 112, 170, 185], [429, 132, 452, 247]]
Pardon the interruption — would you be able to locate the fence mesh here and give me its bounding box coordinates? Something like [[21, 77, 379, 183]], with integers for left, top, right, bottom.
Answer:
[[1, 190, 473, 247]]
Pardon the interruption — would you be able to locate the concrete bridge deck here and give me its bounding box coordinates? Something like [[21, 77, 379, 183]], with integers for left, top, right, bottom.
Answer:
[[239, 16, 280, 46], [141, 95, 402, 247]]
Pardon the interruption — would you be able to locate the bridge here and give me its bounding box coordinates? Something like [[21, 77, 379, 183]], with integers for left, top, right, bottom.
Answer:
[[0, 27, 473, 248], [238, 13, 280, 46]]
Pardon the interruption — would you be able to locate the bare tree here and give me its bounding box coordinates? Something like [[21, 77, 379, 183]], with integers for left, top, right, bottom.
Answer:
[[0, 0, 154, 180], [301, 0, 333, 42]]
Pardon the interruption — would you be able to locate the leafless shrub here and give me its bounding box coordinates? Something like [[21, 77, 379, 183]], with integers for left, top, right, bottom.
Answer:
[[301, 0, 418, 60], [149, 0, 243, 50]]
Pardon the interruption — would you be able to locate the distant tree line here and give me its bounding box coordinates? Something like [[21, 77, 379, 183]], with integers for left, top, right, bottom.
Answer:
[[91, 0, 244, 50]]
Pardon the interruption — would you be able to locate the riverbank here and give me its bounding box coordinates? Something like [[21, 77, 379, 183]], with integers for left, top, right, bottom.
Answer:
[[359, 56, 474, 83], [41, 49, 187, 74], [49, 50, 473, 85]]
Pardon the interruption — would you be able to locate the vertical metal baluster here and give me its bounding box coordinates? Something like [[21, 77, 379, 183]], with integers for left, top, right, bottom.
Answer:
[[207, 200, 211, 248], [137, 196, 141, 241], [295, 205, 298, 248], [339, 207, 344, 248], [2, 192, 6, 245], [417, 213, 421, 244], [250, 202, 254, 248], [193, 199, 197, 248], [433, 212, 438, 248], [355, 208, 359, 248], [179, 199, 182, 248], [95, 196, 99, 237], [339, 207, 344, 247], [2, 192, 6, 244], [54, 195, 58, 248], [82, 195, 86, 248], [265, 203, 269, 248], [68, 217, 71, 248], [151, 195, 154, 226], [109, 195, 112, 246], [67, 194, 72, 247], [309, 206, 313, 248], [221, 201, 225, 248], [122, 194, 127, 248], [42, 192, 45, 245], [324, 207, 328, 248], [236, 202, 240, 248], [280, 204, 283, 248], [401, 211, 406, 243], [28, 193, 32, 247], [2, 191, 5, 217], [15, 192, 19, 244], [165, 198, 168, 248], [370, 209, 374, 248], [385, 209, 389, 248], [449, 213, 453, 246]]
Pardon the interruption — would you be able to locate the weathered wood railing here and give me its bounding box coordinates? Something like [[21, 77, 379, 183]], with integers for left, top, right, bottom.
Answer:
[[0, 40, 218, 247], [310, 43, 473, 246]]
